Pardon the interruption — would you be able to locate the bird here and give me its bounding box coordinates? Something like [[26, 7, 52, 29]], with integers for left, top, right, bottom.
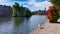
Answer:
[[38, 24, 40, 27]]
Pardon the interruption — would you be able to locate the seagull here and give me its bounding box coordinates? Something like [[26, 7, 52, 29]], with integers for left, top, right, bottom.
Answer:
[[38, 24, 40, 27]]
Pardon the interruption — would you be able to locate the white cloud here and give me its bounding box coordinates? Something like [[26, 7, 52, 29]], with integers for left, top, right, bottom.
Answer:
[[33, 1, 52, 10], [0, 0, 13, 6], [0, 0, 52, 11], [29, 0, 35, 2], [0, 0, 9, 2], [24, 0, 52, 11]]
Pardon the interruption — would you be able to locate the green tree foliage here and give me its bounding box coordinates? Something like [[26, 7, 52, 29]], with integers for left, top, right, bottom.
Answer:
[[49, 0, 60, 20], [12, 2, 31, 17], [49, 0, 60, 9], [51, 5, 59, 20], [12, 2, 20, 17], [31, 10, 38, 14], [50, 0, 60, 6], [24, 7, 31, 17]]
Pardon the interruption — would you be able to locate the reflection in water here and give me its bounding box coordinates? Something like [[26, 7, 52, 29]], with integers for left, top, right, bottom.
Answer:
[[12, 17, 24, 34], [13, 17, 30, 34], [13, 17, 24, 27], [0, 17, 13, 34], [0, 17, 12, 23], [0, 15, 47, 34]]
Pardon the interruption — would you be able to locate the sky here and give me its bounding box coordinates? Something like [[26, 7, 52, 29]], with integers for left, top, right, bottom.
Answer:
[[0, 0, 52, 11]]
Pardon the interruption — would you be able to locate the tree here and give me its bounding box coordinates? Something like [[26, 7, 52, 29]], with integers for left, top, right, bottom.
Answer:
[[49, 0, 60, 6], [49, 0, 60, 16], [47, 0, 60, 22], [51, 5, 59, 20], [48, 0, 60, 10], [12, 2, 20, 17], [12, 2, 31, 17], [23, 7, 31, 17]]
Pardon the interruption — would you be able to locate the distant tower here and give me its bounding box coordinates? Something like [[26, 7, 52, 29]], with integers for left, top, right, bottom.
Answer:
[[44, 7, 46, 11], [44, 7, 46, 15]]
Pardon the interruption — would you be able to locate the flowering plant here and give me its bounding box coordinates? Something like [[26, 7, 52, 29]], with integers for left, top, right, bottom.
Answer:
[[45, 6, 53, 20], [45, 5, 59, 22], [46, 0, 60, 22]]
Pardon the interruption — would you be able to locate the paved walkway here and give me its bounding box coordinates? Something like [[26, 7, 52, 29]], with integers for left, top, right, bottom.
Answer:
[[30, 18, 60, 34]]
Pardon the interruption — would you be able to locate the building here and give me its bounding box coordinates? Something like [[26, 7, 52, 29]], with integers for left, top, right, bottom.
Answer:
[[37, 10, 45, 15]]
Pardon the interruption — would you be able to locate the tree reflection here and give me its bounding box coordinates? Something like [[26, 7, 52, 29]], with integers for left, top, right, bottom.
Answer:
[[13, 17, 24, 27], [12, 17, 24, 34], [13, 17, 30, 34]]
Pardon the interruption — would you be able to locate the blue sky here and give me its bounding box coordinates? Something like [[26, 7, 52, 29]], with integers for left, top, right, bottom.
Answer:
[[0, 0, 52, 11]]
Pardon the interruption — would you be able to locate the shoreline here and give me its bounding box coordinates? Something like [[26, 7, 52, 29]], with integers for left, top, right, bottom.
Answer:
[[29, 19, 48, 34], [30, 18, 60, 34]]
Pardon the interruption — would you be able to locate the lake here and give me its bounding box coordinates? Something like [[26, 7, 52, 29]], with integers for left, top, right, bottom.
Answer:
[[0, 15, 47, 34]]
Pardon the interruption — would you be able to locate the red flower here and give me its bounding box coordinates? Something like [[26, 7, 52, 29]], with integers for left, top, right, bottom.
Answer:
[[45, 7, 53, 20]]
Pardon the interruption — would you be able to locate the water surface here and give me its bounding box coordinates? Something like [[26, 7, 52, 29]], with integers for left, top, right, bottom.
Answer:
[[0, 15, 47, 34]]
